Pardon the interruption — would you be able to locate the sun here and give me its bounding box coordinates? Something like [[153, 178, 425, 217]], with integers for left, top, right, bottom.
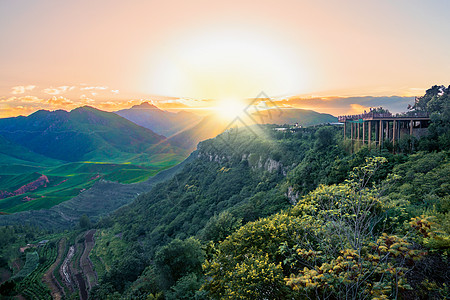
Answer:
[[214, 98, 248, 120]]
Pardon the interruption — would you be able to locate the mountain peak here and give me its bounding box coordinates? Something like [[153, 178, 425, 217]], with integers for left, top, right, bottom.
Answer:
[[131, 102, 160, 110]]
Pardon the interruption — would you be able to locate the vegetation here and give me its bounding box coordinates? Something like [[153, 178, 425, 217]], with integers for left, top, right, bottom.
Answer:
[[1, 86, 449, 299], [0, 106, 189, 213]]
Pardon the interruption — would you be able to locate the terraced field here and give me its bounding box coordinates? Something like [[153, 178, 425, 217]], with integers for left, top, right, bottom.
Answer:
[[0, 161, 176, 213]]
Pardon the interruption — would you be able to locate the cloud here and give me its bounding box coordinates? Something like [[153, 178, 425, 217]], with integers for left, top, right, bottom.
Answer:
[[0, 104, 43, 118], [80, 86, 108, 90], [20, 96, 42, 103], [348, 103, 371, 115], [279, 96, 415, 115], [42, 86, 74, 95], [80, 94, 95, 103], [47, 96, 74, 106], [111, 90, 119, 94], [11, 85, 36, 94]]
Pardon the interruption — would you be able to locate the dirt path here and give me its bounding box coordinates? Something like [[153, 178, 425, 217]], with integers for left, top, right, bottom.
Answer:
[[80, 229, 97, 290], [42, 238, 66, 300], [61, 245, 75, 291], [75, 273, 88, 300]]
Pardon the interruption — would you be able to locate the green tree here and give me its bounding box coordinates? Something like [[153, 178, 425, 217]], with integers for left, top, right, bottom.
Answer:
[[200, 211, 242, 243], [79, 214, 92, 229], [154, 237, 205, 289]]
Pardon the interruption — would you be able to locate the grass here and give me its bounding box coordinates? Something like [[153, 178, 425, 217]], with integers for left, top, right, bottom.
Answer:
[[89, 228, 128, 273], [11, 251, 39, 279], [0, 158, 182, 213]]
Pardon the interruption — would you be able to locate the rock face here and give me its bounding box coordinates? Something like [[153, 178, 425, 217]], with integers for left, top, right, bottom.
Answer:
[[286, 186, 299, 205], [198, 151, 288, 175], [0, 174, 49, 200]]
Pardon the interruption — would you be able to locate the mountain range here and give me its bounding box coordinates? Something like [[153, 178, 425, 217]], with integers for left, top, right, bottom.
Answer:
[[0, 103, 337, 213]]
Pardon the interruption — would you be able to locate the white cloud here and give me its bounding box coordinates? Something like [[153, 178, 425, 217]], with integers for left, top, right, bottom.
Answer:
[[111, 90, 120, 94], [42, 86, 74, 95], [80, 86, 108, 90], [11, 85, 36, 94], [47, 96, 74, 106]]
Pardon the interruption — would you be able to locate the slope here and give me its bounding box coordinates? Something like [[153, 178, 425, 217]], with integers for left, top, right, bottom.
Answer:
[[0, 106, 183, 164]]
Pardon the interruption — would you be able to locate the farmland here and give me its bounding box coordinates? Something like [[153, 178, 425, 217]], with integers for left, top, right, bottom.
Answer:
[[0, 160, 177, 213]]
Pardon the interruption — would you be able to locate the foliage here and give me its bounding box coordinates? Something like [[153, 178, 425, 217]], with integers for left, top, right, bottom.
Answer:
[[414, 85, 450, 151], [79, 214, 92, 229], [154, 237, 205, 288], [200, 211, 242, 243], [202, 157, 441, 299]]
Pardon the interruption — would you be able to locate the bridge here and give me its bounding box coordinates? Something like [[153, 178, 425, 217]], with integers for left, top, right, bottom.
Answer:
[[338, 111, 430, 149]]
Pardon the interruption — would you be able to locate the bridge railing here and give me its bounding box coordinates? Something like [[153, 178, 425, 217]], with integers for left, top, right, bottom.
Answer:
[[338, 111, 430, 122]]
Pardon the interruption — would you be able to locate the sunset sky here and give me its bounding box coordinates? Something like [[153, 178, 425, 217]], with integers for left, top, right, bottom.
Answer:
[[1, 0, 449, 117]]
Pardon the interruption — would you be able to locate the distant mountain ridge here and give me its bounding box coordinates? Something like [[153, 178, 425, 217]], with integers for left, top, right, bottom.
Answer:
[[251, 108, 337, 125], [115, 102, 201, 137]]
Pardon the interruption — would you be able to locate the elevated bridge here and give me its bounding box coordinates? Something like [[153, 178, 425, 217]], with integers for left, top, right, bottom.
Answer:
[[338, 111, 430, 149]]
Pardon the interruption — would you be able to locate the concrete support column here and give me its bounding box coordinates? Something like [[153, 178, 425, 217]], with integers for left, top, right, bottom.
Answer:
[[343, 121, 346, 139], [357, 122, 360, 142], [393, 120, 396, 152], [351, 122, 353, 140], [410, 120, 413, 136], [368, 121, 372, 148], [379, 120, 383, 148], [362, 121, 365, 144]]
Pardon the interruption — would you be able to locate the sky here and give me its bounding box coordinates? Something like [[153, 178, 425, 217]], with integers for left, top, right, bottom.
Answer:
[[0, 0, 449, 117]]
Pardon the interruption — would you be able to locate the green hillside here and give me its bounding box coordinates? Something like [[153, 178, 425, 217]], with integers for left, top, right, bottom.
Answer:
[[1, 86, 449, 299], [0, 106, 184, 164], [0, 106, 189, 213], [87, 83, 450, 299]]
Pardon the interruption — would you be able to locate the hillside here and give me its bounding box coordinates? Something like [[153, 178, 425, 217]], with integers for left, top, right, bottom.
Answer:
[[0, 106, 182, 164], [87, 116, 449, 299], [0, 106, 189, 213], [115, 102, 201, 137]]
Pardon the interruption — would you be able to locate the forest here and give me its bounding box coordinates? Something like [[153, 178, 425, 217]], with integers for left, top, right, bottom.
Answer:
[[0, 85, 449, 299]]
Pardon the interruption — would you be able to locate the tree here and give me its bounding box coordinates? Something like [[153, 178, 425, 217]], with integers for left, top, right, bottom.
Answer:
[[200, 211, 242, 243], [79, 214, 92, 229], [154, 238, 205, 289]]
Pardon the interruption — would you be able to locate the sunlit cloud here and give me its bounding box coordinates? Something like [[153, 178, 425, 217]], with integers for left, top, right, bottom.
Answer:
[[20, 96, 42, 103], [111, 90, 120, 94], [80, 95, 95, 103], [47, 96, 74, 106], [80, 86, 108, 90], [275, 96, 415, 115], [0, 104, 43, 118], [42, 86, 74, 95], [11, 85, 36, 95], [348, 103, 371, 115]]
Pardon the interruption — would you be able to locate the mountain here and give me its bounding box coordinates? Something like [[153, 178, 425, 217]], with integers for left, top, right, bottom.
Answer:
[[0, 106, 183, 164], [251, 108, 337, 126], [115, 102, 201, 137]]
